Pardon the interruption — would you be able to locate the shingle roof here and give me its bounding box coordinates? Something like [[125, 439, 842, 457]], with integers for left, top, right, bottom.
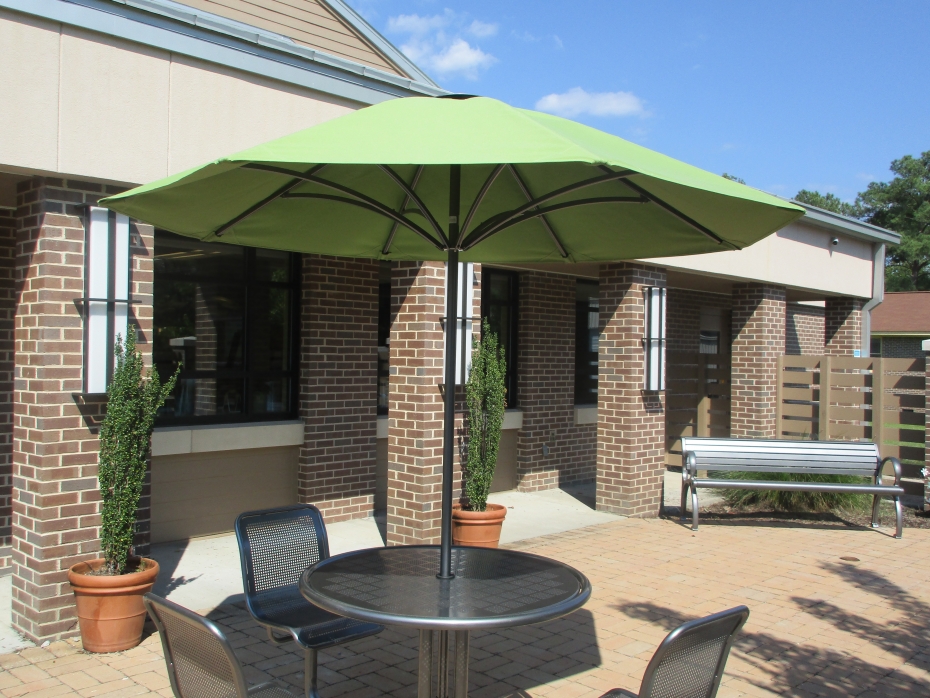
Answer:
[[871, 292, 930, 334]]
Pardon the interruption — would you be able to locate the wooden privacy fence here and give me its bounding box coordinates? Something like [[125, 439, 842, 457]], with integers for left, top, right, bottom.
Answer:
[[666, 352, 732, 467], [776, 355, 926, 496]]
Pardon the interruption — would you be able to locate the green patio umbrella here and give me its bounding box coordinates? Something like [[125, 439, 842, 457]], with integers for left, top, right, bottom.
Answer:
[[101, 95, 803, 577]]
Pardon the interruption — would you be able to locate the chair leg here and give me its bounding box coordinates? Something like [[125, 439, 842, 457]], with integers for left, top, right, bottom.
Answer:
[[871, 494, 881, 529], [305, 648, 320, 698], [691, 484, 699, 531], [894, 497, 903, 540]]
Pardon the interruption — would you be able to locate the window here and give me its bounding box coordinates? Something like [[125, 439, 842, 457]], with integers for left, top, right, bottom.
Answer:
[[699, 330, 720, 354], [377, 262, 391, 415], [575, 280, 599, 405], [153, 231, 299, 425], [870, 337, 882, 357], [481, 268, 519, 407]]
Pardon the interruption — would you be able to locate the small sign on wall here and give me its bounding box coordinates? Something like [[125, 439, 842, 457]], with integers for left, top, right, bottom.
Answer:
[[83, 207, 131, 394]]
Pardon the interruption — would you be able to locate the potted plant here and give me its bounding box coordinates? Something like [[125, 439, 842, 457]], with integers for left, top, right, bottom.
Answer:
[[68, 330, 177, 652], [453, 319, 508, 548]]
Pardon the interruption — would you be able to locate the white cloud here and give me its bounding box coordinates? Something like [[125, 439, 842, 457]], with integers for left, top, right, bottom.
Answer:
[[535, 87, 646, 118], [387, 10, 498, 80], [468, 20, 498, 38]]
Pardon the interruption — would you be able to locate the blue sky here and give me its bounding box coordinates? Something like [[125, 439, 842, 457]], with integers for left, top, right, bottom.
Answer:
[[353, 0, 929, 203]]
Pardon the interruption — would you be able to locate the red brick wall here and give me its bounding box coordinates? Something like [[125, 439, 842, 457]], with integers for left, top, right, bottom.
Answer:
[[786, 303, 825, 355], [825, 297, 862, 356], [12, 177, 153, 643], [517, 271, 596, 490], [596, 263, 666, 517], [730, 283, 786, 439], [0, 208, 15, 571], [299, 255, 379, 524], [666, 288, 731, 353]]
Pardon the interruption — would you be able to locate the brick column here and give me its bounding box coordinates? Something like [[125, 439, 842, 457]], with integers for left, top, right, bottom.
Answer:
[[825, 297, 863, 356], [299, 255, 379, 523], [517, 272, 596, 490], [12, 177, 153, 643], [0, 207, 15, 572], [730, 283, 786, 439], [596, 263, 666, 517]]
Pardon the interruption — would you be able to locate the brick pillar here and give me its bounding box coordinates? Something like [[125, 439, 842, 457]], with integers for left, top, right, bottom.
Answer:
[[825, 297, 863, 356], [11, 177, 153, 643], [596, 263, 666, 517], [0, 207, 15, 572], [517, 272, 596, 491], [299, 255, 379, 523], [730, 283, 786, 439]]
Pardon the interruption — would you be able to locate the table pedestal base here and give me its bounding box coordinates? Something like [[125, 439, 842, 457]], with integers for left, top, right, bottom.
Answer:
[[418, 629, 470, 698]]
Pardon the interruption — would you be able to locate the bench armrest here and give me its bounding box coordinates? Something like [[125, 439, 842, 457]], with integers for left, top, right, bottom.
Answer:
[[878, 456, 902, 488]]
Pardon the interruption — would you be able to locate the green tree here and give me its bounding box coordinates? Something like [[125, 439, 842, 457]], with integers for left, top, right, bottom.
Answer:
[[99, 331, 177, 574], [463, 320, 506, 512], [794, 189, 862, 218], [857, 151, 930, 291]]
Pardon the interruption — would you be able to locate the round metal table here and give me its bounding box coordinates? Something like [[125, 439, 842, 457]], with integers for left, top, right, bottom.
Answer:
[[300, 545, 591, 698]]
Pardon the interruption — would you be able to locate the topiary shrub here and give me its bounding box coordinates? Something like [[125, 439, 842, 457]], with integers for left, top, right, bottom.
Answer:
[[715, 471, 871, 512], [462, 319, 507, 512], [98, 331, 177, 575]]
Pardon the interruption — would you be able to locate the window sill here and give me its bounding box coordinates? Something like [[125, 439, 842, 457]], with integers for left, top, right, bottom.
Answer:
[[575, 405, 597, 425], [152, 420, 305, 456]]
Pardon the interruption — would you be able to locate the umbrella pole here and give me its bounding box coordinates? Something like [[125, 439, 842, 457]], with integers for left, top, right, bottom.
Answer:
[[439, 165, 461, 580]]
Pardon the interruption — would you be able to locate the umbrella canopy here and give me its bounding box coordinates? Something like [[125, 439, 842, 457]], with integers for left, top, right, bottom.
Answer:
[[101, 95, 804, 578]]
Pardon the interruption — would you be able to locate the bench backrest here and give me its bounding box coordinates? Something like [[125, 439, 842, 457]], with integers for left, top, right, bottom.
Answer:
[[680, 437, 879, 476]]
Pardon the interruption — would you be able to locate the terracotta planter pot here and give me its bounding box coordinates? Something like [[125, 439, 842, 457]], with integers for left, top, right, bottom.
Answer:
[[452, 503, 507, 548], [68, 557, 159, 653]]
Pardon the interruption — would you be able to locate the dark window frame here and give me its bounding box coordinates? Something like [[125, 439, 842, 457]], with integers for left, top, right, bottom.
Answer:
[[153, 231, 301, 427], [480, 267, 519, 409], [575, 279, 599, 406]]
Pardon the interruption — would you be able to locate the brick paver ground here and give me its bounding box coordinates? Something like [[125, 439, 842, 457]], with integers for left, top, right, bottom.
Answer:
[[2, 515, 928, 697]]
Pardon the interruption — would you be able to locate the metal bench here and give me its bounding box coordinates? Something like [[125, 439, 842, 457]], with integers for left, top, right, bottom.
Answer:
[[680, 437, 905, 538]]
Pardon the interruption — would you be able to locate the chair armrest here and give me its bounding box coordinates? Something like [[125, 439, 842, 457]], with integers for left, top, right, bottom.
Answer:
[[879, 456, 902, 488]]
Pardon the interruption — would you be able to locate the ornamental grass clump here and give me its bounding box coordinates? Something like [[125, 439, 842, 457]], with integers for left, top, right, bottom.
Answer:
[[463, 320, 506, 512], [98, 331, 177, 575], [716, 471, 871, 512]]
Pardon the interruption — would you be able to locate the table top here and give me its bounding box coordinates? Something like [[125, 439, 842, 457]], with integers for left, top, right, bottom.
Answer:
[[299, 545, 591, 630]]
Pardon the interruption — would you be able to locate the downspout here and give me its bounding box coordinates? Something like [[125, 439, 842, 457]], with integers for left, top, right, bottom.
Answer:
[[861, 243, 885, 356]]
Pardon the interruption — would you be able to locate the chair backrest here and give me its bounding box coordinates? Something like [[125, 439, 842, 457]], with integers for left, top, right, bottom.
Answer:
[[144, 593, 249, 698], [235, 504, 330, 616], [638, 606, 749, 698], [681, 437, 879, 477]]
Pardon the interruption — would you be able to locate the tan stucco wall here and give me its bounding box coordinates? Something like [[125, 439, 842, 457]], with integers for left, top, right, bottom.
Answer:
[[641, 219, 875, 299], [0, 10, 355, 185]]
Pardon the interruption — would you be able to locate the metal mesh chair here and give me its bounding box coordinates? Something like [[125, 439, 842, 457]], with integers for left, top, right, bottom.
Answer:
[[600, 606, 750, 698], [235, 504, 383, 698], [144, 593, 296, 698]]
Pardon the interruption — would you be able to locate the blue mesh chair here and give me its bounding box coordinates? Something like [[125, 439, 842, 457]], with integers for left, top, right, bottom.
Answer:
[[144, 593, 296, 698], [600, 606, 750, 698], [235, 504, 383, 698]]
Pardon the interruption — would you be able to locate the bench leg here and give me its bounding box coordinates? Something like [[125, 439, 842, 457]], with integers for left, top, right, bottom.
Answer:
[[894, 496, 903, 539], [680, 477, 689, 521], [691, 484, 699, 531], [870, 494, 881, 529]]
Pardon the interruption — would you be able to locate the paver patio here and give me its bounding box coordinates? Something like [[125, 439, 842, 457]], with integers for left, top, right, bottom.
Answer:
[[2, 514, 928, 698]]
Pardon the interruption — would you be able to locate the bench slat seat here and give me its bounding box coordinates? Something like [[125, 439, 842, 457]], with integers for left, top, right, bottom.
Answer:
[[680, 436, 903, 538]]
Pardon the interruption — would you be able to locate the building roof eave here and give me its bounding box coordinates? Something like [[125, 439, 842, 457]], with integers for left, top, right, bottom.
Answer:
[[2, 0, 448, 105], [790, 200, 901, 246]]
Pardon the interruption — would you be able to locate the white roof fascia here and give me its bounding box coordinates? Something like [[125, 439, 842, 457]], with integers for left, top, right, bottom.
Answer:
[[2, 0, 448, 105], [319, 0, 440, 88], [790, 200, 900, 245]]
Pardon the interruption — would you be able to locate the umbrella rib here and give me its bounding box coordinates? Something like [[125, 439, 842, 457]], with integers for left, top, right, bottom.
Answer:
[[507, 165, 568, 259], [460, 169, 636, 250], [243, 163, 446, 249], [461, 196, 648, 250], [459, 164, 505, 245], [597, 166, 733, 247], [282, 192, 445, 251], [379, 165, 449, 247], [382, 166, 424, 255], [215, 164, 327, 237]]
